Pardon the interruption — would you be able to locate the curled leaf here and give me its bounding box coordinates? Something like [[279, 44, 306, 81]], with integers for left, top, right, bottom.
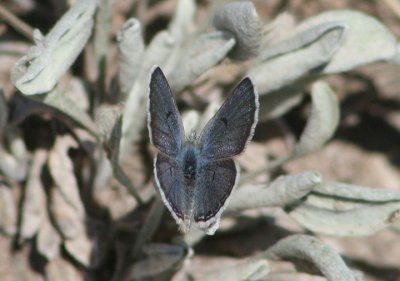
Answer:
[[227, 171, 322, 213], [168, 0, 196, 41], [117, 18, 144, 98], [264, 235, 357, 281], [94, 0, 112, 69], [290, 200, 400, 237], [213, 1, 262, 60], [19, 149, 47, 240], [168, 31, 235, 92], [138, 31, 176, 75], [108, 115, 143, 204], [201, 259, 269, 281], [314, 181, 400, 202], [64, 232, 93, 267], [257, 86, 303, 120], [249, 24, 345, 94], [0, 184, 17, 235], [296, 10, 398, 73], [289, 182, 400, 236], [11, 0, 97, 95], [48, 135, 84, 216], [127, 243, 186, 280], [121, 31, 175, 159], [36, 211, 62, 260], [162, 0, 197, 87], [0, 144, 28, 181], [133, 197, 165, 258], [95, 104, 124, 141], [261, 12, 296, 47], [291, 81, 340, 158], [42, 87, 99, 136], [0, 126, 28, 180], [259, 21, 345, 62], [48, 135, 85, 239], [49, 186, 84, 239]]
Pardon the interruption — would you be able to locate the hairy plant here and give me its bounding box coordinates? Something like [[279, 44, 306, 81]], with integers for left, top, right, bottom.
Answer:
[[0, 0, 399, 280]]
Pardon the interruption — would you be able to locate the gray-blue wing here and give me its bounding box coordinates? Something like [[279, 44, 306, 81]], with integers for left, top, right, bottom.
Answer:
[[193, 158, 238, 233], [198, 78, 258, 161], [148, 67, 185, 157], [154, 153, 189, 224]]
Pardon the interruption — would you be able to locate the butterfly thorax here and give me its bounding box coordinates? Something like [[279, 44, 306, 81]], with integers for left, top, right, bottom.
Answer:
[[181, 145, 198, 185]]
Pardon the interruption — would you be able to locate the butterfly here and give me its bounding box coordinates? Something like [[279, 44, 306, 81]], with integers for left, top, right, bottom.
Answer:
[[147, 66, 258, 235]]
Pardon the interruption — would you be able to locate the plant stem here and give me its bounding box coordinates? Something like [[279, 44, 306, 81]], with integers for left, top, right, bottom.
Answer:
[[0, 5, 34, 41]]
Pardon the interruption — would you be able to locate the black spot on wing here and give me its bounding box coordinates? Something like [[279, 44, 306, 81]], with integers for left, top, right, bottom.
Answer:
[[166, 111, 172, 119], [220, 117, 228, 127]]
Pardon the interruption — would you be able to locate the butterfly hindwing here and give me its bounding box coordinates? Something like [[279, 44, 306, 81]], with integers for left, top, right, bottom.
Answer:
[[154, 153, 188, 225], [193, 158, 238, 234], [148, 66, 185, 157], [198, 78, 258, 161]]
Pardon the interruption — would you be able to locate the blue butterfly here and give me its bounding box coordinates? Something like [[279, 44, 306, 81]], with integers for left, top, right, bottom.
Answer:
[[147, 66, 258, 234]]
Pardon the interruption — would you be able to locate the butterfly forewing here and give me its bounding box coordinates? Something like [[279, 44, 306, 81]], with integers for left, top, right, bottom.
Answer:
[[148, 67, 185, 156], [198, 78, 258, 161], [193, 158, 238, 233]]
